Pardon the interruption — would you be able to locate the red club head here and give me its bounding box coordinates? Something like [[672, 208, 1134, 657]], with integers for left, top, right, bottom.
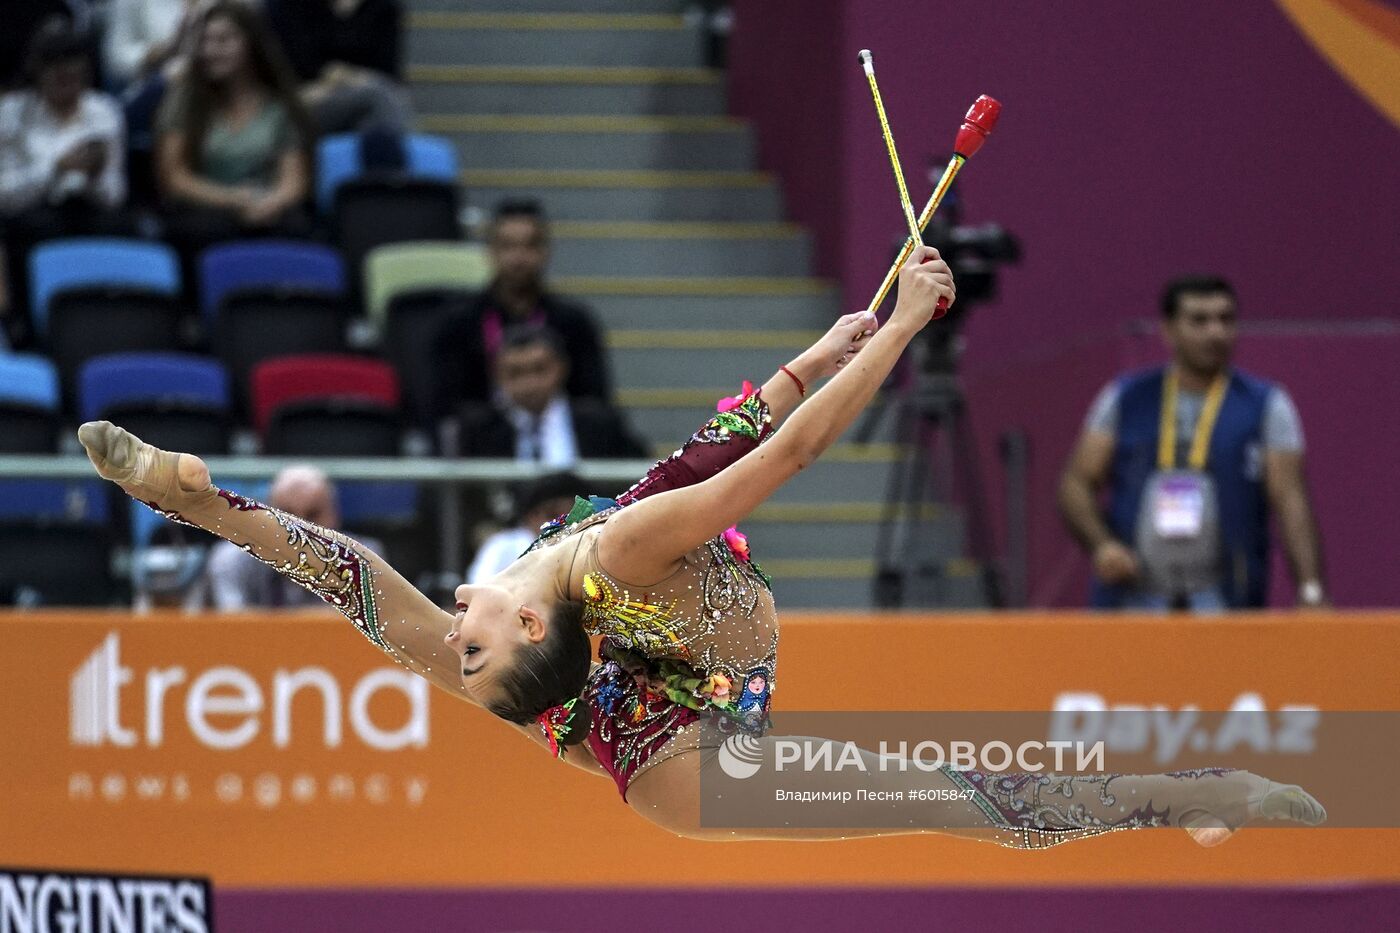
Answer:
[[953, 95, 1002, 159]]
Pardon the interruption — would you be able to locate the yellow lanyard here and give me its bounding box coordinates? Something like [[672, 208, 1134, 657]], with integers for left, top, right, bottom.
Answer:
[[1157, 369, 1228, 471]]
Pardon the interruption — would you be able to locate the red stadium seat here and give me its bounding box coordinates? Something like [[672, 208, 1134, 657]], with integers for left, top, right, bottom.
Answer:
[[249, 354, 400, 437]]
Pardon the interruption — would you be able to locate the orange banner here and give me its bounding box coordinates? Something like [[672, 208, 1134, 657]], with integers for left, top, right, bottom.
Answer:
[[2, 610, 1397, 888]]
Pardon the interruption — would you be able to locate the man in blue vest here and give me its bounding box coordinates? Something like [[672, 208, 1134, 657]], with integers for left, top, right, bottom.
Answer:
[[1057, 276, 1326, 610]]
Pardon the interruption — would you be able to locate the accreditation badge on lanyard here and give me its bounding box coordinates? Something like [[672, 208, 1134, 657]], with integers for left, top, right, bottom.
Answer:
[[1149, 370, 1228, 539]]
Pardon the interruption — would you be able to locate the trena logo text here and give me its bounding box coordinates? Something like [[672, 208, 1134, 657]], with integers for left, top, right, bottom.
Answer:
[[70, 633, 429, 751]]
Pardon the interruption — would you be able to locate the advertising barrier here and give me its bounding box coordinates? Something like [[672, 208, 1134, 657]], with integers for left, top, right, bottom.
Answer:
[[2, 610, 1397, 888]]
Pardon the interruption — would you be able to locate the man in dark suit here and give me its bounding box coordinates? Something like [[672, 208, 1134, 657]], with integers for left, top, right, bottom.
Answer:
[[458, 324, 646, 463], [431, 199, 610, 422]]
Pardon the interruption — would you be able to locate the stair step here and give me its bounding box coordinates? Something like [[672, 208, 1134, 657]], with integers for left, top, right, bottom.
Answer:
[[610, 341, 805, 388], [619, 392, 900, 447], [411, 0, 684, 12], [551, 222, 810, 277], [409, 65, 724, 115], [770, 569, 878, 609], [421, 114, 754, 171], [610, 328, 822, 349], [578, 287, 840, 330], [743, 511, 964, 562], [768, 561, 990, 609], [463, 169, 783, 222], [556, 275, 829, 296], [407, 12, 704, 68]]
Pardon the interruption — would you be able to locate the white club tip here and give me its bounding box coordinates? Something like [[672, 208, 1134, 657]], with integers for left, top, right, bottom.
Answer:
[[858, 49, 874, 74]]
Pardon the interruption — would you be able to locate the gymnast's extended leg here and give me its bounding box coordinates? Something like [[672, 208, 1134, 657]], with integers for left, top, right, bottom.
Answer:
[[78, 421, 470, 699], [627, 737, 1325, 848]]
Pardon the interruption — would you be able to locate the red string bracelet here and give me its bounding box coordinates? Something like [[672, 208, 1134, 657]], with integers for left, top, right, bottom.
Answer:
[[779, 364, 806, 397]]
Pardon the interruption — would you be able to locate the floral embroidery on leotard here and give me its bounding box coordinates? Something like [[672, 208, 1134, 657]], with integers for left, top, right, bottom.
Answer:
[[581, 572, 687, 658], [698, 385, 770, 445]]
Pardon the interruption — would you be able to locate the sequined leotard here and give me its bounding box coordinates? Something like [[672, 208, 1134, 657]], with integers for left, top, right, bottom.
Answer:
[[523, 386, 779, 798]]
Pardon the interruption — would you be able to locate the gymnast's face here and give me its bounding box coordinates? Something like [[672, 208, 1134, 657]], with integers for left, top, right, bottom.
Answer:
[[444, 583, 546, 702]]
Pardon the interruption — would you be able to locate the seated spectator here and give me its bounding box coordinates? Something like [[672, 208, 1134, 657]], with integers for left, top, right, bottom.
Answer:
[[155, 0, 314, 260], [432, 200, 611, 419], [466, 471, 582, 584], [458, 324, 646, 464], [0, 20, 127, 346], [204, 464, 384, 610], [265, 0, 411, 134], [104, 0, 201, 207]]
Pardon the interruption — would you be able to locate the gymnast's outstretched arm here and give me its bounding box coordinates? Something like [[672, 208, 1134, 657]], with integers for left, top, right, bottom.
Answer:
[[604, 246, 955, 581]]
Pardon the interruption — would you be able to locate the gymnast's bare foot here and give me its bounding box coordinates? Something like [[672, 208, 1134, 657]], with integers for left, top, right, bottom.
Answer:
[[1181, 771, 1326, 847], [78, 421, 211, 508]]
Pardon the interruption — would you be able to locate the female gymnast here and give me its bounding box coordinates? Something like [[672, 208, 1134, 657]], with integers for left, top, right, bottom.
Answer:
[[79, 246, 1324, 849]]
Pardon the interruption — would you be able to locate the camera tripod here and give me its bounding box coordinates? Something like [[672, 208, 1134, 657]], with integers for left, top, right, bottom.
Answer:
[[856, 338, 1004, 609]]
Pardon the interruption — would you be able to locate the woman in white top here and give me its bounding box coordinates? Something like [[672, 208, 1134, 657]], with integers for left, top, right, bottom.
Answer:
[[0, 19, 127, 345]]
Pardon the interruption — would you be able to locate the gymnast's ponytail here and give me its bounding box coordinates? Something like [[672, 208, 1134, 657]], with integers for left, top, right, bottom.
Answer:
[[486, 599, 593, 756]]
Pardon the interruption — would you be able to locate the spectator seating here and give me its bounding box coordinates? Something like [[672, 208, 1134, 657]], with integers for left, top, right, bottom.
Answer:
[[29, 239, 180, 338], [381, 288, 474, 428], [199, 241, 347, 324], [245, 349, 418, 522], [0, 354, 61, 452], [79, 353, 233, 454], [265, 400, 401, 456], [216, 291, 348, 404], [339, 481, 419, 528], [363, 241, 490, 324], [316, 132, 459, 214], [249, 353, 400, 437], [363, 242, 490, 426], [0, 352, 108, 524], [333, 178, 461, 279], [0, 523, 117, 606], [47, 288, 183, 409]]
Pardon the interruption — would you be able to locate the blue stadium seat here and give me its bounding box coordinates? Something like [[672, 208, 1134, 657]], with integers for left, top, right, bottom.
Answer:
[[29, 239, 180, 337], [198, 241, 347, 324], [78, 353, 231, 422], [316, 133, 459, 214], [0, 479, 110, 523], [339, 482, 420, 528], [0, 354, 109, 557], [0, 353, 60, 452], [406, 134, 458, 183], [0, 353, 60, 411]]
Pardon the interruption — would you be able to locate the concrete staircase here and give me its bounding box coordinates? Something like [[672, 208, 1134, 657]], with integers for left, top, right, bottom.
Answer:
[[404, 0, 985, 608]]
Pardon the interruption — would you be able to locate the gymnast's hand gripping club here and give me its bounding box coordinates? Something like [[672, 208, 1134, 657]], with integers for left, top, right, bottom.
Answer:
[[863, 94, 1002, 319]]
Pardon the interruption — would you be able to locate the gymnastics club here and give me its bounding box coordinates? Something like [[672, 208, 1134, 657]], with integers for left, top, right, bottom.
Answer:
[[864, 94, 1002, 318], [858, 49, 923, 246]]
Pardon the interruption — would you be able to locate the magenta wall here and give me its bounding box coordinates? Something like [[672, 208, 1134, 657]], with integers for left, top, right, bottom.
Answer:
[[215, 885, 1400, 932], [727, 0, 846, 278], [730, 0, 1400, 606]]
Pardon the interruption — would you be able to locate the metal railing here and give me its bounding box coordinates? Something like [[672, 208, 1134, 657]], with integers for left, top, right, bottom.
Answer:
[[0, 455, 656, 587]]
